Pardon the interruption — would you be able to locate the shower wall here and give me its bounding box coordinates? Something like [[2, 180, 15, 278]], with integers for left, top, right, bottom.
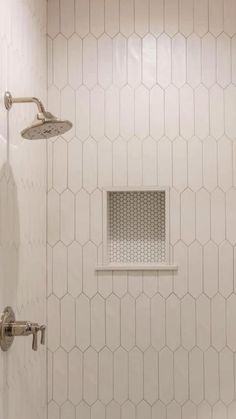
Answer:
[[47, 1, 236, 418], [0, 1, 47, 419]]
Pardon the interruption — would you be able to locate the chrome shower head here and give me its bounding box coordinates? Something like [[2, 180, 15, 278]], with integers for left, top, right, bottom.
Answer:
[[21, 111, 72, 140], [4, 91, 72, 140]]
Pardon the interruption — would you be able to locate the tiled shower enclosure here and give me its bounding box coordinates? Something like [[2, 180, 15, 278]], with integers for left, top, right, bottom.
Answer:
[[47, 0, 236, 418]]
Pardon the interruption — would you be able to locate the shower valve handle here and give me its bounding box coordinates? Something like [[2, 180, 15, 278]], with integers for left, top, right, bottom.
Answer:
[[40, 325, 46, 345]]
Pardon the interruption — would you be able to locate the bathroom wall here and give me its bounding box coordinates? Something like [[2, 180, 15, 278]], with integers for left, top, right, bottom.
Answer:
[[0, 1, 47, 419], [47, 1, 236, 418]]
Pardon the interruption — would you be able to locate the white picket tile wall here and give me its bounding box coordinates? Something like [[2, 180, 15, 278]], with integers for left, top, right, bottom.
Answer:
[[0, 1, 47, 419], [47, 0, 236, 418]]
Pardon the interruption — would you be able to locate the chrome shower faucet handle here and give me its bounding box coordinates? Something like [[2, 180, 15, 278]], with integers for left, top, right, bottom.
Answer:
[[0, 307, 46, 352]]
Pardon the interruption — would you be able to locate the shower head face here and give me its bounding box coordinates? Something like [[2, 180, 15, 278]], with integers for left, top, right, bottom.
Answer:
[[21, 111, 72, 140]]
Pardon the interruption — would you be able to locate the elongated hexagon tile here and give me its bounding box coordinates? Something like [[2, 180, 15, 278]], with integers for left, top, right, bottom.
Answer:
[[181, 294, 196, 350], [47, 189, 60, 246], [209, 0, 224, 36], [106, 294, 120, 351], [142, 34, 156, 88], [159, 347, 173, 404], [83, 35, 97, 88], [98, 347, 113, 404], [187, 34, 201, 87], [76, 86, 90, 141], [151, 293, 165, 350], [60, 189, 75, 245], [113, 34, 127, 87], [91, 294, 105, 351], [98, 34, 112, 88], [76, 294, 90, 351], [121, 294, 135, 350], [173, 137, 187, 191], [227, 294, 236, 350], [210, 85, 224, 139], [134, 0, 149, 37], [144, 347, 158, 405], [202, 33, 216, 88], [181, 189, 195, 245], [53, 137, 67, 193], [174, 347, 188, 404], [90, 0, 104, 37], [166, 294, 180, 350], [114, 347, 128, 404], [68, 348, 82, 406], [135, 296, 150, 348], [129, 347, 143, 404], [68, 34, 82, 89], [224, 0, 236, 36], [157, 34, 171, 88], [203, 241, 219, 297], [194, 0, 208, 36], [203, 137, 217, 191], [98, 271, 112, 298], [157, 137, 172, 186], [142, 137, 157, 186], [225, 86, 236, 139], [113, 138, 128, 186], [53, 34, 68, 89], [180, 85, 194, 139], [75, 0, 89, 37], [135, 86, 149, 139], [219, 348, 234, 405], [120, 86, 134, 140], [150, 86, 164, 140], [75, 189, 90, 245], [53, 241, 67, 298], [179, 0, 194, 36], [196, 294, 211, 350], [83, 138, 98, 193], [196, 189, 210, 244], [142, 271, 158, 297], [188, 241, 203, 297], [165, 85, 179, 140], [91, 86, 104, 141], [48, 401, 60, 419], [105, 0, 119, 37], [68, 138, 82, 193], [172, 34, 186, 87], [47, 0, 60, 38], [83, 347, 98, 405], [226, 189, 236, 244], [48, 294, 60, 352], [61, 294, 75, 351], [212, 294, 226, 351], [219, 241, 233, 297], [60, 0, 75, 38], [53, 348, 68, 405], [218, 137, 233, 191], [204, 347, 219, 405], [164, 0, 178, 36], [128, 34, 141, 88], [189, 347, 204, 404], [105, 87, 119, 141]]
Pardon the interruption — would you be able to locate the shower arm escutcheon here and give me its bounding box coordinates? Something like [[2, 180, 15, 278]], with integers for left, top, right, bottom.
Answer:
[[0, 306, 46, 352], [4, 91, 46, 113]]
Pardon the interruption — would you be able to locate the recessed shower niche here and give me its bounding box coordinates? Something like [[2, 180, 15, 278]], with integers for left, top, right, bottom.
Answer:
[[96, 187, 177, 271]]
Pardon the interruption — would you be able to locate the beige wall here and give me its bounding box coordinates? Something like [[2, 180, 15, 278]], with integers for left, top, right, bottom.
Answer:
[[47, 1, 236, 418], [0, 1, 47, 419]]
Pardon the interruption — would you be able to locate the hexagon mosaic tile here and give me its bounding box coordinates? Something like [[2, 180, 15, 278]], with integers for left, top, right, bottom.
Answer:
[[47, 0, 236, 418]]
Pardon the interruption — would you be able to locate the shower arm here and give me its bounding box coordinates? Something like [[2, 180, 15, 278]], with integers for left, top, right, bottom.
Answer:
[[4, 91, 46, 113]]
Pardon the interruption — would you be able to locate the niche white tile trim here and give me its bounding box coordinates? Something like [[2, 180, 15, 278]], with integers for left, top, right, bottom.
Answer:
[[96, 186, 177, 271]]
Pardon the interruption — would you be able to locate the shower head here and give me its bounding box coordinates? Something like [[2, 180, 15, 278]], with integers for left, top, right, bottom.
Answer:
[[21, 111, 72, 140], [4, 91, 72, 140]]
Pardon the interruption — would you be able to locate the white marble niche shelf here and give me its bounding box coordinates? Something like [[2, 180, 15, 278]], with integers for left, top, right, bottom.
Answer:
[[96, 187, 178, 272]]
